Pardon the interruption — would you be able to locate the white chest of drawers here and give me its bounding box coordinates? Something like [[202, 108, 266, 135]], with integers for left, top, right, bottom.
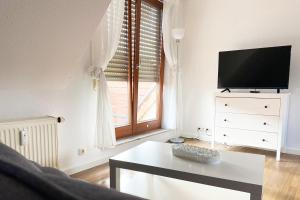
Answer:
[[213, 93, 290, 161]]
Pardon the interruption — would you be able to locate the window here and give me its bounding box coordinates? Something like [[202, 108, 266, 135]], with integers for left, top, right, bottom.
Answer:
[[105, 0, 164, 139]]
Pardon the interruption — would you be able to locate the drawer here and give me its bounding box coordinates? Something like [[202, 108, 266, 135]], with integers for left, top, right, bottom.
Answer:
[[215, 113, 279, 132], [216, 97, 281, 116], [215, 128, 278, 150]]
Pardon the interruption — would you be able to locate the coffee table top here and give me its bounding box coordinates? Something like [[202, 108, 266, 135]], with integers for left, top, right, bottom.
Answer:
[[110, 141, 265, 186]]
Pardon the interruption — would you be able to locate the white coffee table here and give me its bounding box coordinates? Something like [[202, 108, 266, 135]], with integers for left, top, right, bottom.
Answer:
[[109, 141, 264, 200]]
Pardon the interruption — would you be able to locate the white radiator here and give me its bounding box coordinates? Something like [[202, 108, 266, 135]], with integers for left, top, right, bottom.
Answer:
[[0, 116, 58, 168]]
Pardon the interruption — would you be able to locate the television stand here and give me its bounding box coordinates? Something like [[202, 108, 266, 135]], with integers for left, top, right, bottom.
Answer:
[[221, 88, 231, 93], [214, 92, 290, 161], [250, 89, 260, 93]]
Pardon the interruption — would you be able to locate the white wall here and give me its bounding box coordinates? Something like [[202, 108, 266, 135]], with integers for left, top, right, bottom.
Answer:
[[0, 0, 174, 171], [0, 0, 110, 170], [0, 46, 174, 171], [0, 0, 110, 89], [181, 0, 300, 150]]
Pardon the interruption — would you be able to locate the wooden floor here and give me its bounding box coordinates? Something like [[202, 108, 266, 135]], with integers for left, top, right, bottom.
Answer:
[[71, 140, 300, 200]]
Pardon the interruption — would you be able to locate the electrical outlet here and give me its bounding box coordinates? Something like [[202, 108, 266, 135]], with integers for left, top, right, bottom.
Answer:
[[204, 128, 212, 136], [196, 127, 212, 138], [196, 127, 202, 139], [78, 148, 87, 156]]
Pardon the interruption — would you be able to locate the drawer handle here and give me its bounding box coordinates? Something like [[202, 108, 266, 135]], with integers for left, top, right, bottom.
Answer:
[[223, 134, 227, 137], [224, 119, 227, 122], [262, 139, 266, 142], [224, 104, 228, 107], [264, 105, 268, 109], [263, 122, 267, 125]]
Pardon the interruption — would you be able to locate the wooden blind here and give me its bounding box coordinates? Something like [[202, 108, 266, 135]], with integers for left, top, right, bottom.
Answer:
[[138, 0, 162, 82], [105, 0, 162, 82], [105, 0, 130, 81]]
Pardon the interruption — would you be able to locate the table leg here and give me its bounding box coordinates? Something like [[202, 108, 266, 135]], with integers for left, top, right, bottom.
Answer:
[[276, 149, 281, 161], [250, 186, 262, 200], [110, 166, 120, 191]]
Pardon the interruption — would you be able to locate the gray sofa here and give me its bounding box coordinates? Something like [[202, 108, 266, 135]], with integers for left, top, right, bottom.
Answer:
[[0, 143, 144, 200]]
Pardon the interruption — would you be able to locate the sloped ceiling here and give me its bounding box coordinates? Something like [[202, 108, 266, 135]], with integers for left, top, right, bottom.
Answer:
[[0, 0, 110, 89]]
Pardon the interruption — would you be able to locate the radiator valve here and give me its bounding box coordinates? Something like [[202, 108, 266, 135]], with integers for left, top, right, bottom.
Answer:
[[20, 129, 28, 146]]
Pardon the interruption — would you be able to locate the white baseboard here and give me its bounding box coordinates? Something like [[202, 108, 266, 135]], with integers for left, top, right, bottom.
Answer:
[[182, 133, 300, 156], [63, 133, 300, 175], [196, 135, 212, 142], [283, 147, 300, 155], [64, 158, 109, 175], [63, 130, 174, 175]]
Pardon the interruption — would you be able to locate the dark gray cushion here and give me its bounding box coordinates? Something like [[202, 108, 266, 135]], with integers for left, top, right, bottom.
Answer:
[[0, 143, 144, 200]]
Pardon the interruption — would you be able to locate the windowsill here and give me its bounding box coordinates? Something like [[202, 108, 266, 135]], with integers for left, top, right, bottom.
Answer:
[[116, 129, 169, 145]]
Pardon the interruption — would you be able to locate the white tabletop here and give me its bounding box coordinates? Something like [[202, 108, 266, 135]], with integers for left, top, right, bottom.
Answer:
[[111, 141, 265, 186]]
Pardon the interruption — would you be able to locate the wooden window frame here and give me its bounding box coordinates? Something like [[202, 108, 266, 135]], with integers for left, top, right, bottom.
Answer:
[[115, 0, 164, 139]]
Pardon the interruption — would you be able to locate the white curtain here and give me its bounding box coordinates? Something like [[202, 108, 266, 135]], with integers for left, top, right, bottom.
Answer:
[[162, 0, 184, 135], [89, 0, 125, 148]]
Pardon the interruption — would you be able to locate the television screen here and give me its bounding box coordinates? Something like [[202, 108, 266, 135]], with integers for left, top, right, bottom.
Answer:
[[218, 45, 291, 89]]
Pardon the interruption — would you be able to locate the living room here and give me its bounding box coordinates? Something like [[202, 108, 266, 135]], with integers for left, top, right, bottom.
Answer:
[[0, 0, 299, 199]]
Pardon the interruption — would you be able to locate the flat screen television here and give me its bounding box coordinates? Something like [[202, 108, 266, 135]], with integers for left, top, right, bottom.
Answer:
[[217, 45, 291, 90]]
